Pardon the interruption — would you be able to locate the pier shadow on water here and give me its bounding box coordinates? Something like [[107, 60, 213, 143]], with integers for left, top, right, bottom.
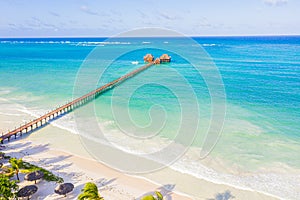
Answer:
[[1, 110, 70, 144]]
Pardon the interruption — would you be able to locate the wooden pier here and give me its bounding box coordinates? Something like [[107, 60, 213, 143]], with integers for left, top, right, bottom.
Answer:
[[0, 62, 155, 144]]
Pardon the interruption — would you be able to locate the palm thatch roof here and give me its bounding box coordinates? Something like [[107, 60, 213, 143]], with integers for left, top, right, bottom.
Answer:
[[159, 54, 171, 60], [54, 183, 74, 196], [143, 54, 154, 63], [154, 58, 161, 64], [17, 185, 38, 198], [24, 170, 44, 184]]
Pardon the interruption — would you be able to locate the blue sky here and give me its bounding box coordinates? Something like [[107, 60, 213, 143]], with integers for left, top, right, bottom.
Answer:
[[0, 0, 299, 37]]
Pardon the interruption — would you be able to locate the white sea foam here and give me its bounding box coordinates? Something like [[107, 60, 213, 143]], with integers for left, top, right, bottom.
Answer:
[[1, 93, 299, 199], [0, 90, 13, 96], [0, 91, 79, 136], [202, 43, 216, 47], [170, 150, 300, 200], [0, 40, 131, 46], [131, 61, 139, 65], [0, 112, 22, 116], [82, 119, 300, 200], [74, 41, 131, 47], [21, 107, 79, 136]]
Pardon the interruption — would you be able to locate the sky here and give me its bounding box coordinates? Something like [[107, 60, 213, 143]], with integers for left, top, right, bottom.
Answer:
[[0, 0, 299, 37]]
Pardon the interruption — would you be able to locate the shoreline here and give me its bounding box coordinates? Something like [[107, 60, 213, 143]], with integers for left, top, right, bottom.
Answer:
[[0, 96, 291, 199], [2, 123, 279, 200], [3, 139, 192, 200]]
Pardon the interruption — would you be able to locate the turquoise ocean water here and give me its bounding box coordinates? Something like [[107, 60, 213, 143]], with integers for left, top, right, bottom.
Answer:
[[0, 36, 299, 198]]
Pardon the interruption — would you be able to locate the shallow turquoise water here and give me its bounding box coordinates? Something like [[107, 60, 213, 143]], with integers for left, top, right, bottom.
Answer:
[[0, 36, 299, 171]]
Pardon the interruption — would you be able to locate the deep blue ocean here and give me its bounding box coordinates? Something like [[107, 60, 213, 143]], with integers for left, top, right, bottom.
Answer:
[[1, 36, 299, 198]]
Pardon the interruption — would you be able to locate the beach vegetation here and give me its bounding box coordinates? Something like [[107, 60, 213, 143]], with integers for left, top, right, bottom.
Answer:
[[0, 174, 18, 200], [78, 182, 104, 200], [21, 161, 63, 183], [0, 152, 11, 160], [7, 157, 63, 183], [141, 191, 163, 200], [9, 158, 23, 181], [142, 196, 156, 200], [155, 191, 163, 200], [0, 166, 14, 178]]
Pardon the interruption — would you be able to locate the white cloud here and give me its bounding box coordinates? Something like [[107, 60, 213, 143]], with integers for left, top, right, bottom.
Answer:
[[80, 5, 99, 15], [49, 11, 60, 17], [158, 12, 176, 20], [26, 17, 59, 30], [263, 0, 288, 6]]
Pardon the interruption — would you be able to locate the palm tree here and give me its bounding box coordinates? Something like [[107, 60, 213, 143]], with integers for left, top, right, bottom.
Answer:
[[78, 182, 103, 200], [155, 191, 163, 200], [9, 158, 23, 181], [142, 191, 163, 200], [142, 196, 156, 200]]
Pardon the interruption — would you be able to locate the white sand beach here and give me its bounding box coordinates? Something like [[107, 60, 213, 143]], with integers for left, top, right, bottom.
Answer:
[[2, 134, 278, 200], [0, 103, 280, 200]]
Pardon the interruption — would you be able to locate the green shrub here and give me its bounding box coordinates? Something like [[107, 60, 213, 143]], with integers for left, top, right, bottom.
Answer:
[[6, 157, 63, 183], [142, 196, 156, 200], [78, 182, 103, 200], [142, 191, 163, 200], [0, 152, 10, 160], [0, 174, 18, 200], [22, 161, 63, 183]]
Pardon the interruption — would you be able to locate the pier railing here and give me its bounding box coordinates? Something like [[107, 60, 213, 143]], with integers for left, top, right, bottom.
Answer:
[[1, 62, 154, 143]]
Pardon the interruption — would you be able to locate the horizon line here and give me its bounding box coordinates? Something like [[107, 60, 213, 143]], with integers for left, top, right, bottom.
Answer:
[[0, 34, 300, 39]]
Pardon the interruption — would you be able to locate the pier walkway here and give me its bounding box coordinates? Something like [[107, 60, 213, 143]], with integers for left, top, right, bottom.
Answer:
[[1, 62, 154, 143]]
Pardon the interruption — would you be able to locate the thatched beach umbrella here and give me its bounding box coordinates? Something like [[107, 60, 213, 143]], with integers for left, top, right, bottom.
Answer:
[[17, 185, 38, 200], [24, 170, 44, 184], [54, 183, 74, 197]]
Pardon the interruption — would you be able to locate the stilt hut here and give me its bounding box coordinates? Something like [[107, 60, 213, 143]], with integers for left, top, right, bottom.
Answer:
[[143, 54, 154, 63], [159, 54, 171, 63], [154, 58, 161, 64]]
